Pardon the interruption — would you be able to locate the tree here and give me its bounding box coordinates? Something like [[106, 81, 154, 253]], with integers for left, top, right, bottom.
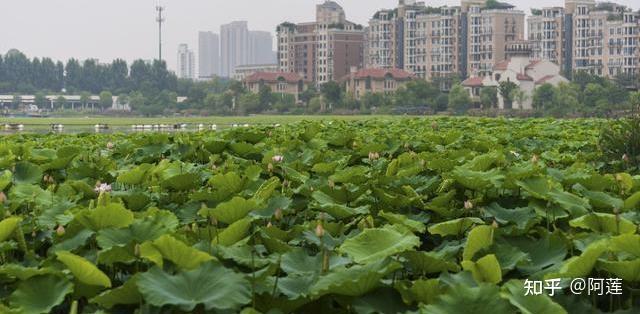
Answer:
[[80, 91, 91, 110], [299, 86, 318, 104], [510, 88, 528, 110], [532, 83, 555, 110], [56, 96, 66, 110], [499, 81, 518, 109], [320, 81, 342, 106], [448, 84, 471, 113], [258, 85, 272, 111], [479, 87, 498, 109], [99, 91, 113, 111], [11, 94, 22, 109], [34, 92, 47, 108]]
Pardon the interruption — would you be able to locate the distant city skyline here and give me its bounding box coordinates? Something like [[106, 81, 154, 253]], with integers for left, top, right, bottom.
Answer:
[[0, 0, 638, 73]]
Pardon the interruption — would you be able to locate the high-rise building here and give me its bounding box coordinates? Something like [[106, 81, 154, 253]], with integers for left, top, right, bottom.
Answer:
[[221, 21, 249, 77], [530, 0, 639, 78], [177, 44, 195, 79], [198, 31, 220, 79], [249, 31, 276, 65], [277, 1, 365, 85], [365, 0, 524, 81]]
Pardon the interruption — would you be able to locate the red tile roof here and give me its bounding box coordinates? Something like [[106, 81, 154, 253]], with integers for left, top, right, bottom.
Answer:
[[494, 60, 510, 71], [462, 76, 484, 87], [245, 72, 304, 83], [517, 73, 533, 81], [350, 68, 415, 80], [535, 74, 556, 84]]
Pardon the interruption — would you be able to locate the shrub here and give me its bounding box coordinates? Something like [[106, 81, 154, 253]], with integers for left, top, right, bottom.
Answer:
[[599, 113, 640, 172]]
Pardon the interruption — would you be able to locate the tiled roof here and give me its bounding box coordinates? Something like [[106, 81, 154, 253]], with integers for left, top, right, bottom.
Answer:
[[244, 72, 304, 83], [535, 74, 556, 84], [462, 76, 484, 87], [517, 73, 533, 81], [350, 68, 415, 80]]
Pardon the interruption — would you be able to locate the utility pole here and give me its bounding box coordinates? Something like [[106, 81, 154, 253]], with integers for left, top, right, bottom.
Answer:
[[156, 2, 165, 61]]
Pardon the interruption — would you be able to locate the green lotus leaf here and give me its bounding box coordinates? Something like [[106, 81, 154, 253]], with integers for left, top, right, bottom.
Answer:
[[13, 161, 43, 184], [624, 191, 640, 211], [208, 171, 244, 201], [51, 229, 94, 253], [484, 203, 537, 231], [137, 263, 251, 312], [117, 164, 153, 185], [404, 279, 442, 305], [97, 245, 137, 266], [451, 167, 504, 190], [569, 213, 637, 234], [548, 189, 591, 216], [76, 203, 134, 230], [252, 177, 280, 203], [9, 184, 53, 207], [56, 250, 112, 288], [213, 217, 253, 246], [148, 234, 215, 270], [500, 280, 567, 314], [162, 173, 201, 191], [0, 170, 12, 190], [402, 251, 460, 274], [204, 139, 227, 154], [339, 226, 420, 264], [380, 211, 426, 233], [140, 242, 164, 267], [610, 234, 640, 257], [461, 254, 502, 284], [201, 197, 258, 225], [90, 274, 142, 309], [421, 282, 513, 314], [579, 189, 624, 210], [44, 146, 81, 170], [507, 232, 567, 276], [312, 191, 370, 219], [8, 275, 73, 314], [329, 166, 368, 184], [597, 259, 640, 281], [428, 218, 484, 237], [310, 259, 401, 297], [463, 225, 495, 261], [546, 240, 607, 279], [516, 176, 552, 200], [0, 217, 21, 243], [280, 248, 350, 275], [97, 217, 175, 249], [0, 265, 60, 280]]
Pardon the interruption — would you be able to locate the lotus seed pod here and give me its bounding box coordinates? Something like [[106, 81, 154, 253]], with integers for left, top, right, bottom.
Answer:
[[56, 225, 66, 236]]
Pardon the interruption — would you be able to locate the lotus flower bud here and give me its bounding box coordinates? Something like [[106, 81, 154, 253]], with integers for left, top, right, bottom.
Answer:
[[368, 152, 380, 160], [464, 200, 474, 210], [272, 155, 284, 163], [56, 225, 66, 236], [267, 163, 274, 172], [492, 220, 499, 229], [0, 191, 6, 204], [431, 122, 438, 130], [106, 142, 114, 149], [267, 222, 273, 228], [328, 180, 335, 190], [315, 222, 325, 238], [531, 154, 540, 164], [623, 154, 630, 163], [274, 208, 283, 221], [134, 244, 141, 256]]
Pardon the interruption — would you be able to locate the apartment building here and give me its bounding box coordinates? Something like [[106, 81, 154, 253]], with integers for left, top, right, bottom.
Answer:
[[198, 31, 220, 79], [365, 0, 524, 80], [177, 44, 195, 79], [277, 1, 365, 85], [529, 0, 639, 78]]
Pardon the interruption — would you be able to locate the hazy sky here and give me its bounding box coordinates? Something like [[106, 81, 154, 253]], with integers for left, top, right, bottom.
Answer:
[[1, 0, 638, 72]]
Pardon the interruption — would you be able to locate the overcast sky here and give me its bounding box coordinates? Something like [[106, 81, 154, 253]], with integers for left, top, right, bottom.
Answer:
[[1, 0, 637, 72]]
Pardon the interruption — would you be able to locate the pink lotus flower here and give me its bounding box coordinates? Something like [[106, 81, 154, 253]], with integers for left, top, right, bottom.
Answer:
[[464, 200, 474, 210], [94, 183, 112, 194], [106, 142, 114, 149], [272, 155, 284, 163], [56, 225, 66, 236]]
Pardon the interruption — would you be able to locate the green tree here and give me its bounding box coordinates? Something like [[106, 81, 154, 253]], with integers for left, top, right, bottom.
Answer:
[[532, 83, 555, 110], [258, 85, 272, 111], [583, 83, 606, 108], [80, 91, 91, 110], [56, 95, 66, 110], [448, 84, 471, 113], [510, 88, 528, 110], [320, 81, 342, 107], [34, 92, 47, 108], [99, 91, 113, 111], [479, 87, 498, 109], [11, 94, 22, 109], [299, 86, 318, 104], [499, 81, 518, 109]]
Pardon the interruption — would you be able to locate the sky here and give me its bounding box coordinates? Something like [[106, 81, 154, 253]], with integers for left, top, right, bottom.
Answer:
[[1, 0, 638, 72]]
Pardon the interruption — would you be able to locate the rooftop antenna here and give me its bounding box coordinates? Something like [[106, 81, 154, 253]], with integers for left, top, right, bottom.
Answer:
[[156, 0, 165, 61]]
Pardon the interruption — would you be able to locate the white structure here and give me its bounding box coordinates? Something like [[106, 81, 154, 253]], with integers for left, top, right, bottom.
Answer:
[[198, 31, 220, 79], [462, 55, 568, 109], [249, 31, 276, 65], [177, 44, 195, 79]]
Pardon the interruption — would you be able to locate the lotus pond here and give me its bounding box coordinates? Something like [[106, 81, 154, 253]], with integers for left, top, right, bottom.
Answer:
[[0, 117, 639, 313]]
